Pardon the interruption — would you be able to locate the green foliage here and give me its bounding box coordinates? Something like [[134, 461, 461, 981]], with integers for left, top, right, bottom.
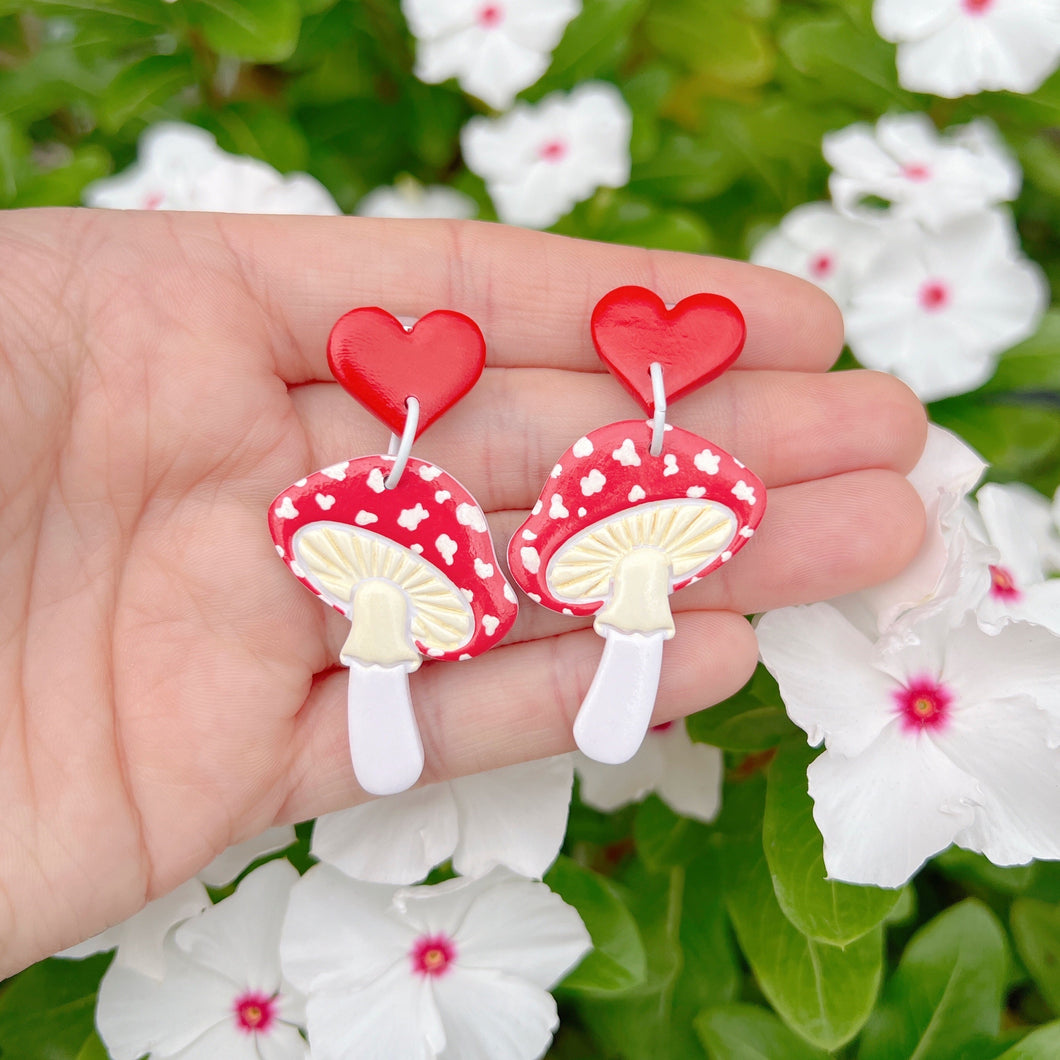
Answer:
[[695, 1003, 831, 1060]]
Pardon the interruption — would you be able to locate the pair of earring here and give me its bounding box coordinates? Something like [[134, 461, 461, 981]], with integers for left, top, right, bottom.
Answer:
[[269, 287, 765, 796]]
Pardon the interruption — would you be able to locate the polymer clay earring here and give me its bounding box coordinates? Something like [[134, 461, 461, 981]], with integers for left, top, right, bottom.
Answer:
[[508, 287, 765, 765], [269, 308, 518, 796]]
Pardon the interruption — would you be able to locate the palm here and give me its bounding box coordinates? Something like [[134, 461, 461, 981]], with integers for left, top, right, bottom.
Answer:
[[0, 208, 926, 974]]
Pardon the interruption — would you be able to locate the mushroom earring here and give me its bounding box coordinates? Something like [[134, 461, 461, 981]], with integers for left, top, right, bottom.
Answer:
[[269, 308, 517, 796], [507, 286, 765, 765]]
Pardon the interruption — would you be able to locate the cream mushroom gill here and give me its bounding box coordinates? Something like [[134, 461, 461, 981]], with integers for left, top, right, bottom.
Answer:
[[507, 420, 765, 764], [270, 456, 517, 795]]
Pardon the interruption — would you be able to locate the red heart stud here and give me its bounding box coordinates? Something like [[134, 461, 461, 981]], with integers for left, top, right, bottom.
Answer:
[[590, 287, 746, 413], [327, 307, 486, 437]]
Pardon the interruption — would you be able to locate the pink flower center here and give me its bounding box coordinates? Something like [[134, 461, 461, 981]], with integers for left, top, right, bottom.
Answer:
[[962, 0, 993, 14], [411, 933, 457, 977], [478, 3, 504, 26], [894, 675, 954, 733], [989, 564, 1022, 602], [902, 163, 932, 181], [808, 252, 835, 280], [141, 190, 164, 210], [919, 279, 950, 312], [233, 992, 277, 1035], [539, 139, 568, 163]]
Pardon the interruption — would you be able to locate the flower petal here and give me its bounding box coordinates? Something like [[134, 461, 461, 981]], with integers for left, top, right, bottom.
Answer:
[[575, 740, 666, 813], [198, 825, 297, 887], [166, 1019, 267, 1060], [433, 968, 560, 1060], [449, 756, 573, 879], [249, 1021, 310, 1060], [655, 725, 724, 823], [311, 783, 460, 885], [757, 603, 898, 756], [809, 724, 979, 888]]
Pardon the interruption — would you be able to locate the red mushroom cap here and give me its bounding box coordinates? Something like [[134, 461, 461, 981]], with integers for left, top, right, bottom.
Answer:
[[269, 455, 517, 660], [507, 420, 765, 616]]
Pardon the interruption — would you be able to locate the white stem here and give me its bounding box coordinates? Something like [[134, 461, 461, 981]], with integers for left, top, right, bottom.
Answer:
[[573, 628, 667, 764], [346, 660, 424, 796]]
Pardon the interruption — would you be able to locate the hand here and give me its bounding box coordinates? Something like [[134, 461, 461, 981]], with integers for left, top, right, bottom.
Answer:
[[0, 207, 926, 974]]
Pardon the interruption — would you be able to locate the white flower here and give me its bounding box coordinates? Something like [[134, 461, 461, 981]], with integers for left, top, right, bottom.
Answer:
[[833, 425, 991, 641], [873, 0, 1060, 98], [844, 208, 1048, 401], [575, 720, 722, 823], [403, 0, 581, 110], [750, 202, 886, 311], [198, 825, 298, 887], [758, 603, 1060, 887], [974, 483, 1060, 634], [823, 114, 1020, 228], [85, 122, 339, 215], [461, 82, 632, 228], [357, 177, 478, 219], [311, 757, 574, 885], [280, 866, 591, 1060], [985, 481, 1060, 574], [96, 861, 307, 1060], [57, 879, 209, 980]]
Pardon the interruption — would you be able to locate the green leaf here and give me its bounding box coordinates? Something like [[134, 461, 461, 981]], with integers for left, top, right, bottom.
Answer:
[[73, 1033, 109, 1060], [547, 855, 647, 996], [858, 900, 1007, 1060], [645, 0, 774, 87], [933, 847, 1037, 896], [1012, 899, 1060, 1016], [190, 0, 301, 62], [763, 740, 901, 945], [686, 666, 795, 751], [629, 129, 745, 202], [97, 53, 195, 134], [531, 0, 649, 98], [13, 146, 111, 208], [983, 310, 1060, 395], [633, 795, 713, 872], [997, 1023, 1060, 1059], [695, 1003, 831, 1060], [724, 835, 882, 1051], [0, 955, 110, 1060]]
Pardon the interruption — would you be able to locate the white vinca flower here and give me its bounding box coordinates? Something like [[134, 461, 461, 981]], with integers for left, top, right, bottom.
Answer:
[[403, 0, 581, 110], [832, 424, 992, 642], [280, 866, 592, 1060], [750, 202, 886, 312], [974, 483, 1060, 634], [873, 0, 1060, 97], [758, 604, 1060, 888], [823, 114, 1020, 228], [96, 861, 307, 1060], [575, 720, 722, 822], [311, 756, 574, 885], [86, 122, 339, 215], [357, 177, 477, 219], [844, 208, 1048, 401], [461, 81, 632, 228]]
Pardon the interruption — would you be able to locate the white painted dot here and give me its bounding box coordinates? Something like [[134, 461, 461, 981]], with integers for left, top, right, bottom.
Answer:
[[427, 647, 445, 657], [531, 500, 543, 516], [694, 449, 720, 475], [503, 583, 517, 603], [411, 543, 424, 554], [686, 486, 706, 498], [721, 550, 733, 562], [663, 454, 679, 477], [456, 503, 488, 533], [522, 528, 538, 541], [550, 463, 563, 479], [419, 465, 444, 482], [461, 588, 474, 602], [562, 607, 573, 615], [367, 468, 386, 493], [549, 494, 569, 519], [732, 480, 756, 504], [295, 478, 308, 488], [459, 653, 472, 661], [315, 493, 336, 510], [290, 561, 307, 579], [274, 544, 285, 558], [528, 592, 541, 603], [573, 436, 594, 458], [581, 469, 606, 496], [474, 557, 495, 579], [355, 510, 378, 526], [578, 507, 587, 517], [612, 438, 641, 467], [322, 461, 349, 481], [398, 504, 430, 530], [436, 534, 458, 565], [482, 614, 500, 636], [628, 485, 646, 503], [274, 497, 298, 519], [435, 490, 451, 503], [739, 527, 755, 539], [521, 546, 541, 574]]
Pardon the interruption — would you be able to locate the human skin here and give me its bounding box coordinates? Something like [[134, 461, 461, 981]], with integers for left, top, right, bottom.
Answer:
[[0, 208, 927, 975]]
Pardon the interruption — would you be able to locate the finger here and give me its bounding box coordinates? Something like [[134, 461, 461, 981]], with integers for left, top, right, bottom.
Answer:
[[277, 610, 758, 821], [313, 468, 925, 658], [188, 213, 845, 377], [291, 368, 928, 511]]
